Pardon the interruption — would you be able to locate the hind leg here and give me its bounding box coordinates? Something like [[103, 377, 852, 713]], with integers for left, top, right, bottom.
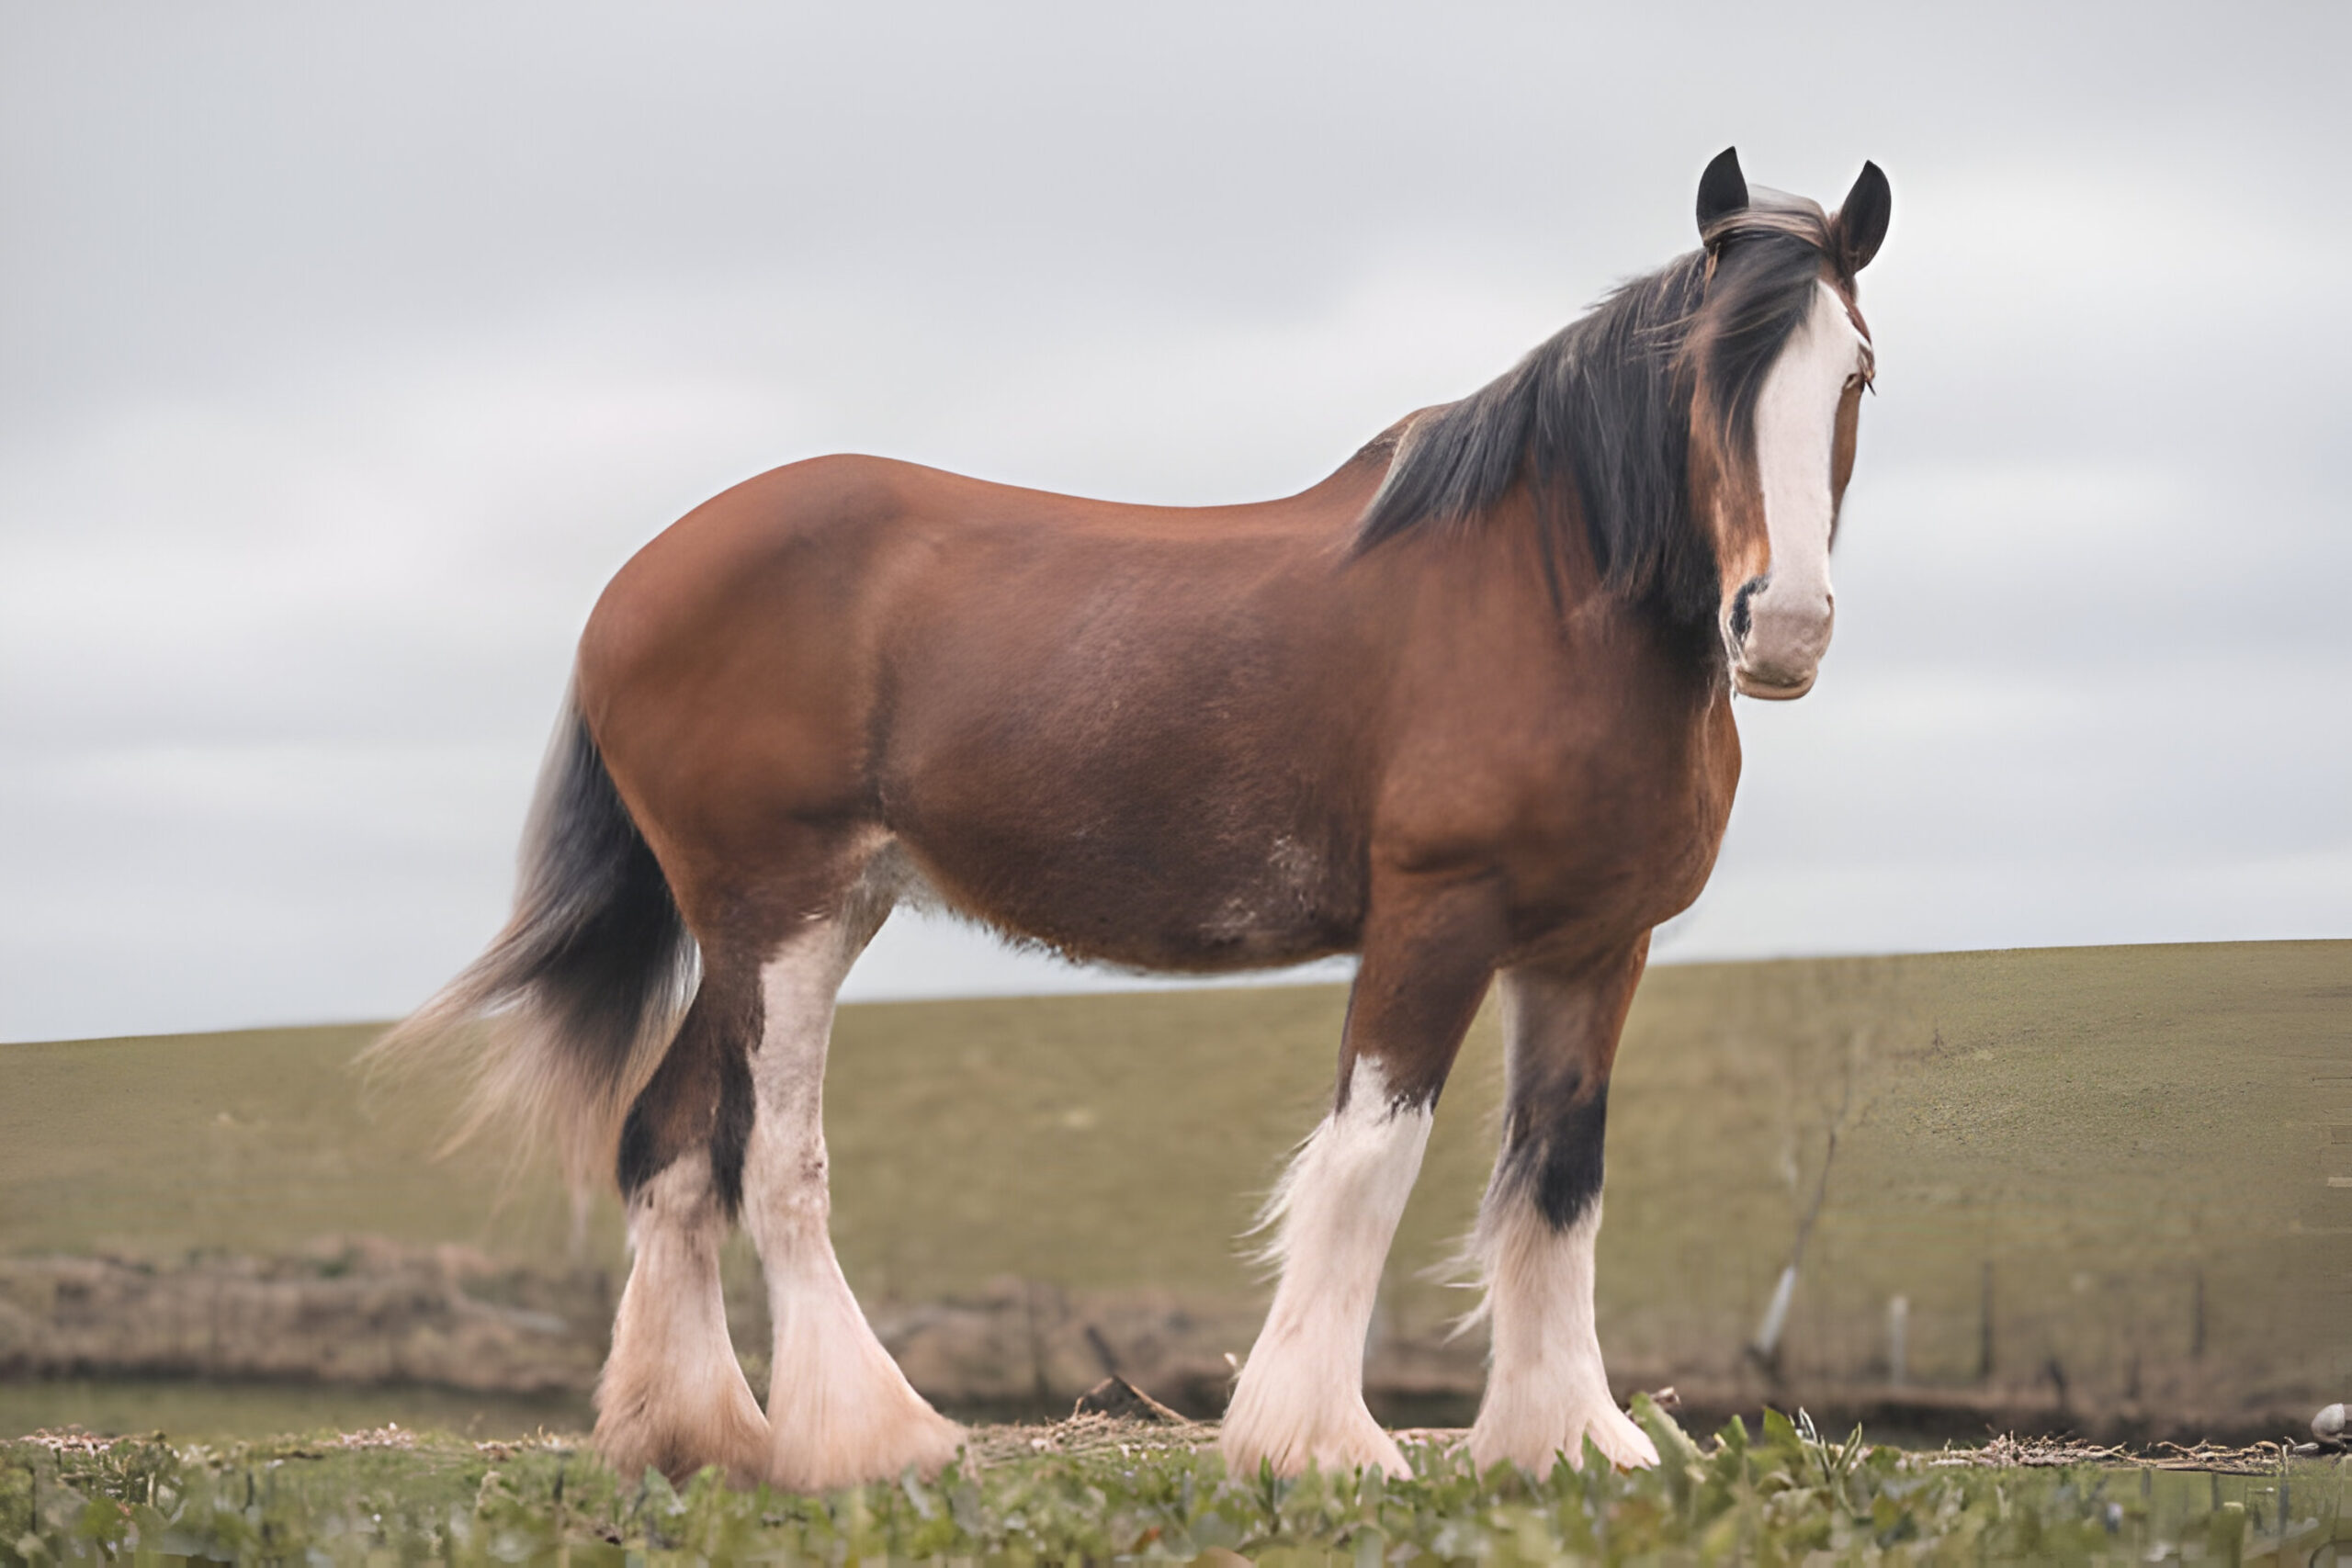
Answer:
[[741, 852, 963, 1491], [595, 965, 771, 1484], [1464, 942, 1658, 1472]]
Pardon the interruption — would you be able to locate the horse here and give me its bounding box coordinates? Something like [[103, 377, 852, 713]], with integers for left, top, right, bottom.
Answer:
[[375, 146, 1888, 1491]]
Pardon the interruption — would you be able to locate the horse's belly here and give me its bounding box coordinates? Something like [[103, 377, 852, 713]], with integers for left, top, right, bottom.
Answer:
[[899, 821, 1364, 975]]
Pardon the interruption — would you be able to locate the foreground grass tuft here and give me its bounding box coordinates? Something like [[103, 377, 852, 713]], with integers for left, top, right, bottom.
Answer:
[[5, 1399, 2346, 1564]]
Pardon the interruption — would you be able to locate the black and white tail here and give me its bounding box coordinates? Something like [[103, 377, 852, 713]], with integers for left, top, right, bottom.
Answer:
[[367, 692, 697, 1186]]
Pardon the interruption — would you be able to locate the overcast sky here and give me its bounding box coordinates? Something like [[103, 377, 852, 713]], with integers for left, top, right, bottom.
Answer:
[[3, 3, 2346, 1043]]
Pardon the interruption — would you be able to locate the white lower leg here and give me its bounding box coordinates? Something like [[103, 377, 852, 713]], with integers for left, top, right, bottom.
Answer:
[[1223, 1058, 1430, 1479], [595, 1159, 769, 1483], [746, 925, 960, 1492], [1466, 1193, 1657, 1472]]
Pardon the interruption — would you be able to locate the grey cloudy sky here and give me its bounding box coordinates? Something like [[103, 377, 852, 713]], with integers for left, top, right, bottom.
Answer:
[[4, 3, 2346, 1043]]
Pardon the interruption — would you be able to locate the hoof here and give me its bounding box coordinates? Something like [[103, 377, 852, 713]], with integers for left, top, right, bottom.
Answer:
[[1467, 1399, 1659, 1475], [594, 1376, 771, 1487], [768, 1397, 965, 1492], [1221, 1400, 1411, 1480]]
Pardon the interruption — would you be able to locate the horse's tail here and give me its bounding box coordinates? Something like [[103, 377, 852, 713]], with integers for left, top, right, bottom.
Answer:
[[366, 689, 696, 1189]]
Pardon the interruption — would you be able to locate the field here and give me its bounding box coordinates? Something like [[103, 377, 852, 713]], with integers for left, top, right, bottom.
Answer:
[[3, 941, 2347, 1450], [10, 1403, 2349, 1564]]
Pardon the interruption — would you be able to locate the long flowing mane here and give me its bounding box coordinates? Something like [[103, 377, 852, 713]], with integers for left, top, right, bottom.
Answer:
[[1354, 197, 1843, 625]]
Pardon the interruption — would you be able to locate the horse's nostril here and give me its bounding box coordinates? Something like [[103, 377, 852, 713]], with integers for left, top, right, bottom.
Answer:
[[1729, 576, 1766, 643]]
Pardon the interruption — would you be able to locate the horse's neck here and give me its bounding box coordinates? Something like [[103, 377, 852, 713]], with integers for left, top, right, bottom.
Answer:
[[1455, 497, 1726, 710]]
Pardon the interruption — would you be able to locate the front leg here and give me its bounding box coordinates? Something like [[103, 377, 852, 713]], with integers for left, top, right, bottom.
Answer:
[[1222, 879, 1500, 1479], [1465, 942, 1660, 1473]]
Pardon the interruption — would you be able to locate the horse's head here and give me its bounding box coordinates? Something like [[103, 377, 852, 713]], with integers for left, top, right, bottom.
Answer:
[[1684, 148, 1889, 700]]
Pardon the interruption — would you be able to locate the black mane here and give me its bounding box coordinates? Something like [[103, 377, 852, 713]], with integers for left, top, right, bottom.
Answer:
[[1353, 200, 1839, 625]]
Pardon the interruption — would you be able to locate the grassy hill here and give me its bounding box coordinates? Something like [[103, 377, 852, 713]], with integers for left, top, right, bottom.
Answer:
[[4, 941, 2346, 1438]]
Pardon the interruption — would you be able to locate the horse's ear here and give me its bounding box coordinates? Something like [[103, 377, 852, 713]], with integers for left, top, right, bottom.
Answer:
[[1696, 146, 1748, 238], [1835, 160, 1891, 273]]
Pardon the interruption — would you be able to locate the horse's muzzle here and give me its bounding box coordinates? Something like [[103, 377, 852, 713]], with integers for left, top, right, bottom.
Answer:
[[1726, 577, 1833, 700]]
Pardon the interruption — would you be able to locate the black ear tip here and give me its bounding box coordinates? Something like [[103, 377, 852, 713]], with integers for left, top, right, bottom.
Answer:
[[1696, 146, 1750, 234], [1851, 161, 1891, 220], [1838, 160, 1893, 270]]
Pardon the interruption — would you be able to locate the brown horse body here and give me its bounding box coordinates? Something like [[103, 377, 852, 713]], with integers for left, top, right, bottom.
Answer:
[[590, 442, 1734, 988], [381, 148, 1889, 1488]]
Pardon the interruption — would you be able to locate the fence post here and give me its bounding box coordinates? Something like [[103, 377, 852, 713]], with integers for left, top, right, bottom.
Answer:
[[1977, 1261, 1996, 1383]]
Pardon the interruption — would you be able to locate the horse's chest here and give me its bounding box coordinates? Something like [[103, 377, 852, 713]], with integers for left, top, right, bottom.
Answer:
[[1379, 688, 1730, 938], [1516, 720, 1736, 926]]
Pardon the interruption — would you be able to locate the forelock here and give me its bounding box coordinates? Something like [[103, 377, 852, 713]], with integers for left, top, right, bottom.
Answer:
[[1687, 193, 1841, 462]]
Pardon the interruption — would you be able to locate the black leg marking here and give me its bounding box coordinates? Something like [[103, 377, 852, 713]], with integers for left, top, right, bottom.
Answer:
[[615, 1099, 663, 1202], [616, 965, 763, 1212], [1500, 1076, 1611, 1231], [1530, 1083, 1609, 1229], [708, 1038, 756, 1216]]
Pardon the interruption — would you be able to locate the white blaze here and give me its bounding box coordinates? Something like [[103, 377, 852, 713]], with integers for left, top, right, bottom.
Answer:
[[1736, 280, 1871, 698]]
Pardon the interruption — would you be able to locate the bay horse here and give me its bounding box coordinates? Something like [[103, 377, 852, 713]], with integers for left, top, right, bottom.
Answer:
[[378, 147, 1888, 1489]]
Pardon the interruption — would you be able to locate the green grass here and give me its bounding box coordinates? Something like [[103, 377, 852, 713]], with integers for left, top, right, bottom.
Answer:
[[6, 1402, 2346, 1565], [5, 942, 2347, 1427]]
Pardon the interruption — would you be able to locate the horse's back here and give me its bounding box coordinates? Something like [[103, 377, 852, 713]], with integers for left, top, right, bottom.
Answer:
[[580, 451, 1378, 715], [573, 450, 1390, 947]]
